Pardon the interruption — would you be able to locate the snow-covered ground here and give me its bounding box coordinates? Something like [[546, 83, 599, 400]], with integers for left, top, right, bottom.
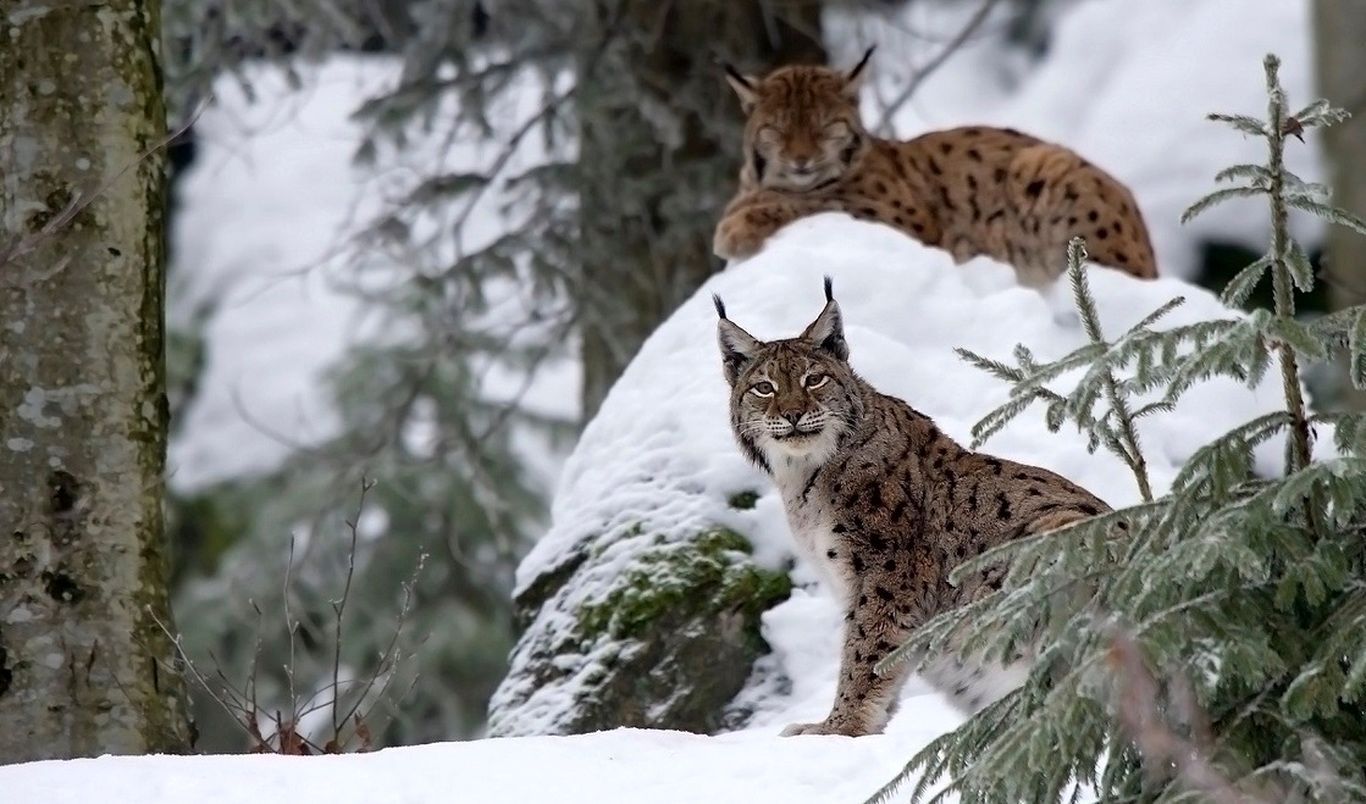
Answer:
[[1, 724, 946, 804]]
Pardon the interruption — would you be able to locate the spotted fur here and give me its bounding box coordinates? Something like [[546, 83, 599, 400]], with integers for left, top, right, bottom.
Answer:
[[715, 279, 1112, 736], [716, 53, 1158, 286]]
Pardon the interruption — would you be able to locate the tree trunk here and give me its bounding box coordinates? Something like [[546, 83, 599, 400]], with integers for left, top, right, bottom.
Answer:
[[0, 0, 193, 761], [574, 0, 826, 418], [1314, 0, 1366, 408]]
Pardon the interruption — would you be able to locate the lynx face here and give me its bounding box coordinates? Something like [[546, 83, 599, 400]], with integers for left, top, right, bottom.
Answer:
[[725, 51, 874, 193], [714, 279, 863, 466]]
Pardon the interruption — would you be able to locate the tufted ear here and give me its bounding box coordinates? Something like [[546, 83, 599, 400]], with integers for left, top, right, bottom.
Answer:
[[844, 46, 875, 97], [714, 294, 765, 385], [723, 62, 760, 114], [800, 276, 849, 361]]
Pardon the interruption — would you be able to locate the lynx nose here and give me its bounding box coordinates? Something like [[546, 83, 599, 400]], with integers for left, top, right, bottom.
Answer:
[[782, 411, 804, 427]]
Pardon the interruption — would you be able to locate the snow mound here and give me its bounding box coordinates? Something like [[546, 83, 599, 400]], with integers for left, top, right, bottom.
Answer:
[[494, 213, 1296, 737]]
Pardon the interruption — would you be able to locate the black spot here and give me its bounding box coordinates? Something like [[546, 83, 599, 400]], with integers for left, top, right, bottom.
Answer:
[[1067, 216, 1078, 225], [911, 222, 925, 233], [1116, 252, 1130, 264], [1003, 127, 1022, 137], [832, 523, 848, 534], [968, 488, 979, 512], [851, 554, 866, 573], [874, 586, 895, 602], [1064, 187, 1079, 202], [967, 148, 982, 162], [966, 175, 977, 191], [984, 457, 1003, 475], [42, 571, 84, 604], [928, 157, 943, 176], [1027, 487, 1043, 497], [889, 500, 907, 522], [939, 142, 953, 155], [858, 594, 868, 606], [1025, 179, 1045, 198], [867, 532, 888, 552], [752, 149, 767, 181], [1114, 220, 1124, 234], [0, 644, 10, 697], [882, 558, 896, 572], [826, 549, 838, 559], [986, 210, 1004, 223], [1088, 210, 1099, 222], [49, 471, 79, 514], [1079, 503, 1101, 516], [874, 181, 887, 194], [996, 492, 1012, 520], [106, 247, 121, 257], [857, 206, 878, 218], [993, 167, 1007, 183], [891, 199, 903, 209], [1096, 226, 1109, 240]]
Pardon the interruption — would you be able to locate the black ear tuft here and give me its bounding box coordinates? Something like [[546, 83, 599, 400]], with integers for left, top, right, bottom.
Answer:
[[848, 46, 875, 83], [722, 62, 754, 90], [713, 294, 727, 319], [823, 276, 834, 303]]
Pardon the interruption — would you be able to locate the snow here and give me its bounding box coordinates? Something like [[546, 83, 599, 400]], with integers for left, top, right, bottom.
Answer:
[[1, 723, 946, 804]]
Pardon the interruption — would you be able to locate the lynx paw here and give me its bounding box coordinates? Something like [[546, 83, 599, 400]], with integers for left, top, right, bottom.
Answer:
[[713, 216, 767, 261], [779, 719, 862, 737]]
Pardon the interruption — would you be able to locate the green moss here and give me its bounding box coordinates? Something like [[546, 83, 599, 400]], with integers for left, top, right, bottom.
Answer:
[[577, 528, 791, 641], [727, 490, 760, 510]]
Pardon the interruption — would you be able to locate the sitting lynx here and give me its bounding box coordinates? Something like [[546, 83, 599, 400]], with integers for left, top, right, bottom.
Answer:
[[714, 279, 1111, 736], [715, 50, 1158, 286]]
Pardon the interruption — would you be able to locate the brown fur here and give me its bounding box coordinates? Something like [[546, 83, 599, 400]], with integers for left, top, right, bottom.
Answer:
[[715, 59, 1158, 286], [715, 280, 1112, 735]]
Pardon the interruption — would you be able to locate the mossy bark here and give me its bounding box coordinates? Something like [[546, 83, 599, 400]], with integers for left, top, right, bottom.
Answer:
[[0, 0, 193, 761]]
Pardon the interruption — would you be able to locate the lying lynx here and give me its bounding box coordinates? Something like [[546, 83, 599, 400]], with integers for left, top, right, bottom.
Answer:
[[714, 279, 1111, 736], [716, 50, 1158, 286]]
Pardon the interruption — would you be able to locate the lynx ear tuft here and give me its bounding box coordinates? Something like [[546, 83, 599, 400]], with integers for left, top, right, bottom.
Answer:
[[845, 46, 875, 94], [713, 293, 728, 320], [717, 313, 764, 386], [823, 275, 834, 303], [723, 62, 759, 113], [801, 286, 848, 362]]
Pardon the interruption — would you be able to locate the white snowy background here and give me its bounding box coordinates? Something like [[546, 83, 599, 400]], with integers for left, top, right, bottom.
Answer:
[[2, 0, 1330, 801]]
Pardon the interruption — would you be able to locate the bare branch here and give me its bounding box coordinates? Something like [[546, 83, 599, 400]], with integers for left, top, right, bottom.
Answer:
[[875, 0, 1004, 134]]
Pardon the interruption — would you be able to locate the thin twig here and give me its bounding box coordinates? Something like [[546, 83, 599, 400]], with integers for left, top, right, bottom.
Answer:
[[875, 0, 1004, 134], [332, 477, 375, 743]]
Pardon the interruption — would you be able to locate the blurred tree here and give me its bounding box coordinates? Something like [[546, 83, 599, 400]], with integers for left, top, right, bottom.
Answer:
[[1314, 0, 1366, 409], [0, 0, 193, 760]]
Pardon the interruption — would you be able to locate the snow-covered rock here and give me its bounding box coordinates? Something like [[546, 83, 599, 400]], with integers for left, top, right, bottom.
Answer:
[[490, 213, 1297, 737]]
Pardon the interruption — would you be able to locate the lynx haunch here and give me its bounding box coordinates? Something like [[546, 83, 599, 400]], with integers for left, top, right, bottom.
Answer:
[[715, 50, 1158, 286]]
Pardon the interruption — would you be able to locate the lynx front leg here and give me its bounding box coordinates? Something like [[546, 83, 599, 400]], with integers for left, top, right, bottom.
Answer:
[[781, 585, 912, 737], [713, 190, 846, 260]]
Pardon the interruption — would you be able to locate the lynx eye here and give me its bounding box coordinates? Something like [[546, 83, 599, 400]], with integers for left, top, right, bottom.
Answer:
[[805, 373, 829, 389], [756, 126, 781, 144], [750, 381, 776, 397], [822, 121, 851, 140]]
